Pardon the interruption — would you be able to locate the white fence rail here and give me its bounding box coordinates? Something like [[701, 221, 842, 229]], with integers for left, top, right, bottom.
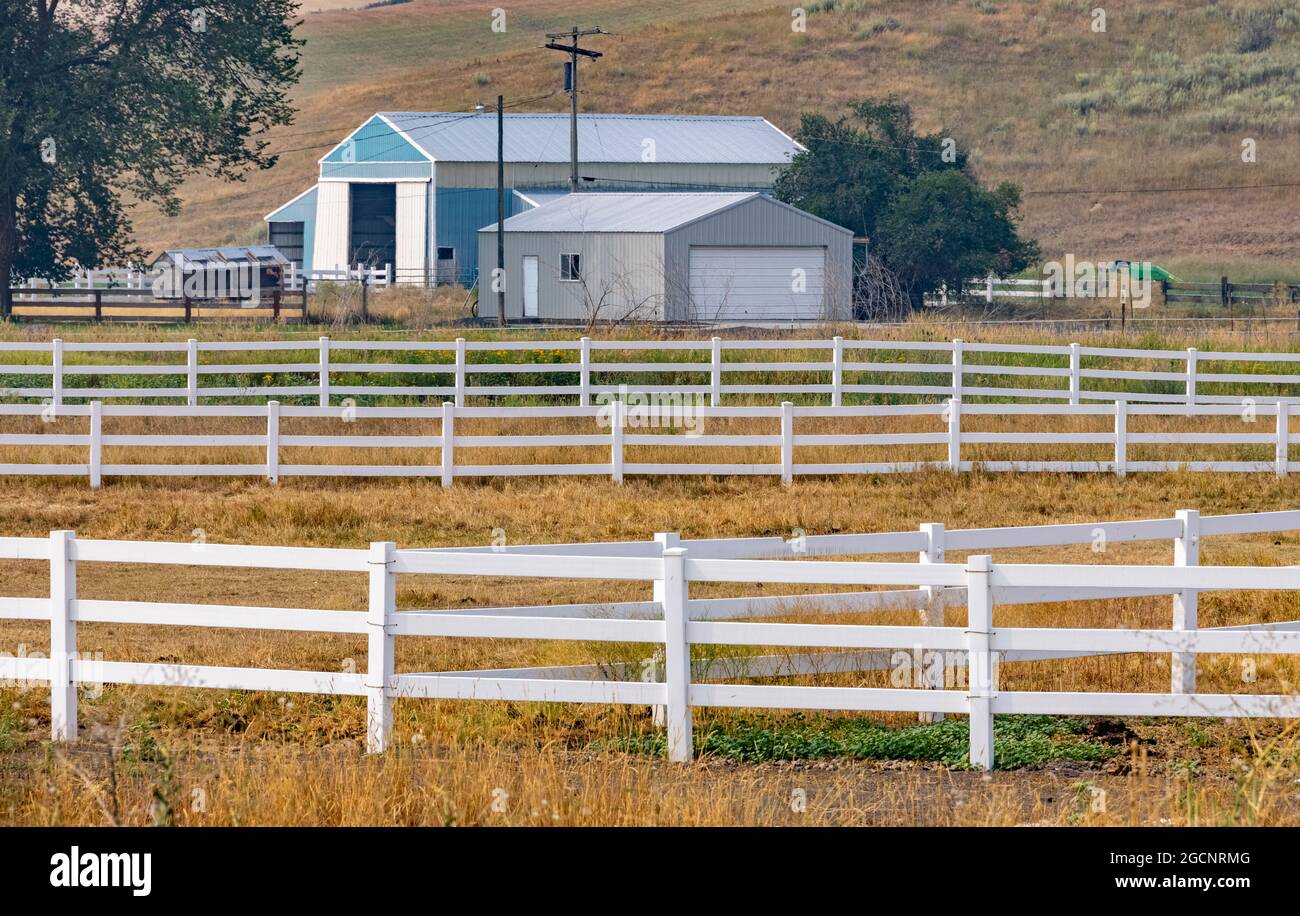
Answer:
[[285, 264, 392, 292], [4, 509, 1300, 768], [5, 336, 1300, 408], [1, 400, 1297, 486]]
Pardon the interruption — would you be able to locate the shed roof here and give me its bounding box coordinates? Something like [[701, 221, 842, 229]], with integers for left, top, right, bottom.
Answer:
[[371, 112, 802, 164], [480, 192, 761, 234], [152, 246, 291, 268]]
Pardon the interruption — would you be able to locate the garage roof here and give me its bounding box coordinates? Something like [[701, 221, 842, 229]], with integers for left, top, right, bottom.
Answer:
[[482, 192, 764, 234], [376, 112, 802, 164]]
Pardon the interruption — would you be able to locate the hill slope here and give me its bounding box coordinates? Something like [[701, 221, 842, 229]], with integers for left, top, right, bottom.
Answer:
[[135, 0, 1300, 279]]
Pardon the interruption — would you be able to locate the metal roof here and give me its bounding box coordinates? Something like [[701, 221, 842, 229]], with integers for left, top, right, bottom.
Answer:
[[152, 246, 291, 268], [480, 192, 762, 233], [377, 112, 801, 164]]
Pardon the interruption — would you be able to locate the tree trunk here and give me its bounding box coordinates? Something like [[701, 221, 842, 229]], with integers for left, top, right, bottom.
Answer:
[[0, 191, 14, 319]]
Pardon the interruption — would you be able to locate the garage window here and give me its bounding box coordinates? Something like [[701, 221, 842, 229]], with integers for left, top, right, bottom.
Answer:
[[560, 253, 581, 282]]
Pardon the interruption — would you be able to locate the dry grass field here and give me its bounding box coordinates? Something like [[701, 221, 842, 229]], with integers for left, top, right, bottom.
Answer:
[[132, 0, 1300, 280], [4, 321, 1300, 825]]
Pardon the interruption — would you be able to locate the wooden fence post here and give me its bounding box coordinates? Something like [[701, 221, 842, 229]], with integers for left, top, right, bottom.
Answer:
[[651, 532, 680, 728], [966, 554, 994, 771], [1277, 401, 1291, 478], [831, 335, 844, 407], [88, 401, 102, 490], [441, 402, 455, 488], [266, 401, 280, 484], [780, 401, 794, 485], [1068, 342, 1080, 405], [946, 397, 961, 472], [579, 336, 592, 407], [186, 338, 198, 406], [1113, 400, 1127, 478], [1172, 509, 1200, 695], [1185, 347, 1198, 404], [454, 337, 466, 407], [366, 541, 396, 753], [710, 336, 722, 407], [610, 399, 624, 484], [661, 546, 692, 763], [51, 338, 63, 407], [94, 290, 103, 322], [318, 336, 330, 407], [49, 529, 77, 741], [918, 521, 945, 724]]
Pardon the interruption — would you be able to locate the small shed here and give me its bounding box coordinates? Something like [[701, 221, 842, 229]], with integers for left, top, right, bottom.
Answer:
[[150, 246, 291, 299], [477, 192, 853, 323]]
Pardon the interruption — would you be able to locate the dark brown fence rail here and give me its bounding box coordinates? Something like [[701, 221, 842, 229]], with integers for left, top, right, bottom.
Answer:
[[1164, 277, 1300, 310], [5, 286, 307, 322]]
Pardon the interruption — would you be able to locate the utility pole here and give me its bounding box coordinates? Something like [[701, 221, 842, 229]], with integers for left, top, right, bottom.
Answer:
[[545, 26, 605, 193], [496, 94, 506, 328]]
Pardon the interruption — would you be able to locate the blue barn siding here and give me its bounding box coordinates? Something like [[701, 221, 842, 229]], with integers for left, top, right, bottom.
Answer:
[[323, 115, 428, 164], [265, 186, 318, 274], [436, 188, 532, 284]]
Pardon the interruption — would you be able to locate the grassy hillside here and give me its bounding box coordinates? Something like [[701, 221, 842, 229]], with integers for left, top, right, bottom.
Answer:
[[134, 0, 1300, 280]]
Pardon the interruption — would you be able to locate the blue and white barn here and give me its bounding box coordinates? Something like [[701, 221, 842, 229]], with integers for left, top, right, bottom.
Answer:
[[263, 111, 803, 285]]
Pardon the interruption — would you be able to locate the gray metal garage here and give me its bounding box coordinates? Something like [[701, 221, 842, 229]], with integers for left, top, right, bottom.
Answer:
[[477, 192, 853, 323]]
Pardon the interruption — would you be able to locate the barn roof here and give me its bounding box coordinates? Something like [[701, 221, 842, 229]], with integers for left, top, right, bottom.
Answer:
[[366, 112, 802, 164], [480, 192, 762, 233]]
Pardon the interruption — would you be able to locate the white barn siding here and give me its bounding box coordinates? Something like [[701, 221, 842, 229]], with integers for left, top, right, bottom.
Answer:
[[395, 181, 429, 282], [312, 182, 351, 273]]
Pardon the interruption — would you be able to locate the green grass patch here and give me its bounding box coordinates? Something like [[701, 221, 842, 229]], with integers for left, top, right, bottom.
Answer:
[[598, 714, 1117, 770]]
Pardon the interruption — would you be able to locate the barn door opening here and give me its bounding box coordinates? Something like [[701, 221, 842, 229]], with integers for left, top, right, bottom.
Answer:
[[522, 255, 539, 318], [349, 183, 396, 269]]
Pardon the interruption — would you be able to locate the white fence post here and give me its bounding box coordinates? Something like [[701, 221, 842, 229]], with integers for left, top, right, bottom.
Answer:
[[1172, 509, 1200, 695], [266, 401, 280, 484], [966, 554, 994, 771], [51, 338, 63, 407], [1276, 402, 1290, 477], [49, 529, 77, 741], [651, 532, 680, 728], [780, 401, 794, 485], [984, 275, 994, 304], [1068, 342, 1080, 405], [946, 397, 961, 472], [454, 337, 467, 407], [88, 401, 102, 490], [1185, 347, 1198, 405], [1114, 400, 1128, 478], [186, 338, 199, 406], [441, 402, 455, 488], [918, 522, 945, 724], [366, 541, 396, 753], [661, 546, 692, 763], [951, 338, 964, 401], [579, 336, 592, 407], [710, 336, 722, 407], [610, 399, 625, 484], [831, 335, 844, 407], [318, 336, 330, 407]]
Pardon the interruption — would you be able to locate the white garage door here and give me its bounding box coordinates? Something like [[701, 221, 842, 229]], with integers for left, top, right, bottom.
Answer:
[[688, 247, 826, 321]]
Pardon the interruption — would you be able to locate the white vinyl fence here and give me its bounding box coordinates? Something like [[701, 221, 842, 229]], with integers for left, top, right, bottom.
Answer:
[[6, 337, 1300, 407], [0, 400, 1297, 487], [4, 508, 1300, 769]]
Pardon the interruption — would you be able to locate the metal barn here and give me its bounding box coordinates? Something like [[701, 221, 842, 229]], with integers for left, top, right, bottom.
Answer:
[[477, 192, 853, 323], [264, 112, 803, 286]]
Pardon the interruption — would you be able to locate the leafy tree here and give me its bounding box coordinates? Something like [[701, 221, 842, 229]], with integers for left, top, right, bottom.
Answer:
[[877, 171, 1038, 303], [774, 98, 1037, 307], [0, 1, 302, 316]]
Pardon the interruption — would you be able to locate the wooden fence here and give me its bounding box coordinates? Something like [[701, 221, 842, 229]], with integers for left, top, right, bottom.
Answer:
[[4, 400, 1300, 486], [4, 508, 1300, 768], [6, 286, 307, 323], [8, 336, 1300, 407], [1164, 278, 1300, 311]]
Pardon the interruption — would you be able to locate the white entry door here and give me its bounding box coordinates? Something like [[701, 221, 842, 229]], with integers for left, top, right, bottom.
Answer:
[[522, 256, 539, 318]]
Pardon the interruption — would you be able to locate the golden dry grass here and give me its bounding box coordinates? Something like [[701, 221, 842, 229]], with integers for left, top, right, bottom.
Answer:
[[129, 0, 1300, 278], [5, 323, 1300, 825]]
